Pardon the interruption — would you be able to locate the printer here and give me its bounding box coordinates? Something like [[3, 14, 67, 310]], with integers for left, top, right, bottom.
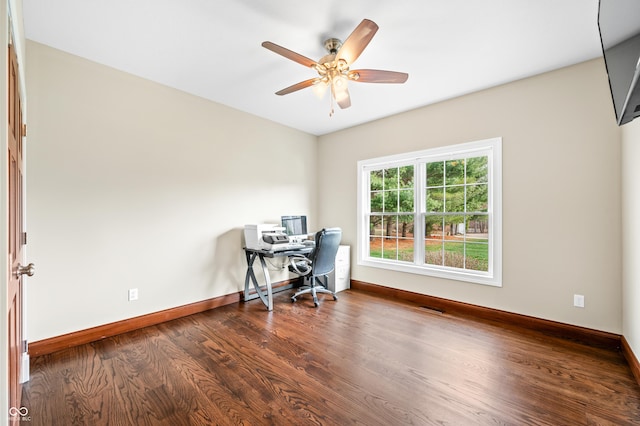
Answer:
[[244, 224, 293, 251]]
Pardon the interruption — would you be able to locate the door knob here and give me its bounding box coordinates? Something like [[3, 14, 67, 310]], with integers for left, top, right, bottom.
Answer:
[[16, 263, 35, 277]]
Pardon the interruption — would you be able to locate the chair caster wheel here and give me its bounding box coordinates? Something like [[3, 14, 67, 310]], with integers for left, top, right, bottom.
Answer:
[[291, 297, 296, 303], [333, 295, 338, 301], [314, 302, 319, 307]]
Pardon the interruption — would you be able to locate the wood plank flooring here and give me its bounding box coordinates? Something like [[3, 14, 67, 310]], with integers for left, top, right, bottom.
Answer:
[[22, 289, 640, 425]]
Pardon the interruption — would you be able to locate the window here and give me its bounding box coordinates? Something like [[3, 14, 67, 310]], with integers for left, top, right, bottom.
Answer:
[[357, 138, 502, 286]]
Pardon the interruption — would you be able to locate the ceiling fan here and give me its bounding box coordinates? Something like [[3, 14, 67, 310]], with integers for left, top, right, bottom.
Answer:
[[262, 19, 409, 115]]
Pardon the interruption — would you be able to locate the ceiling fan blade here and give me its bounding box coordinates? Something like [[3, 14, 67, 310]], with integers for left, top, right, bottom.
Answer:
[[275, 78, 319, 96], [336, 19, 379, 65], [350, 69, 409, 84], [262, 41, 317, 68]]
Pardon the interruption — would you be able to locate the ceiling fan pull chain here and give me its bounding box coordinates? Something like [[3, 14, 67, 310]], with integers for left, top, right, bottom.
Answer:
[[329, 90, 335, 117]]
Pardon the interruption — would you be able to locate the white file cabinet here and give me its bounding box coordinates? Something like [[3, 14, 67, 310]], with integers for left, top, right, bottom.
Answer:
[[328, 245, 350, 293]]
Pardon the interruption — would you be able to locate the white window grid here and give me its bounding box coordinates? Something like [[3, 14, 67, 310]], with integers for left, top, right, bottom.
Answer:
[[357, 137, 502, 287]]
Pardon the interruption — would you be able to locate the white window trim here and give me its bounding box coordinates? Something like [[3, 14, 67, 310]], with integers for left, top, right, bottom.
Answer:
[[357, 137, 502, 287]]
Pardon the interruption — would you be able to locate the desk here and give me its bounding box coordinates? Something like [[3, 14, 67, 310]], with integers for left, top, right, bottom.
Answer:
[[243, 247, 314, 311]]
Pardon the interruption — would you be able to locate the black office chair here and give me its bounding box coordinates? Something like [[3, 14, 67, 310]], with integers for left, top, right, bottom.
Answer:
[[289, 227, 342, 307]]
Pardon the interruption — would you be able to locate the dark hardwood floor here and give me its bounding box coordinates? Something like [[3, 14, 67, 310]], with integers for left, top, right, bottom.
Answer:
[[22, 289, 640, 425]]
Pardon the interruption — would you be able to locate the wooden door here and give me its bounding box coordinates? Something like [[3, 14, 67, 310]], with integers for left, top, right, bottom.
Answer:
[[8, 41, 26, 412]]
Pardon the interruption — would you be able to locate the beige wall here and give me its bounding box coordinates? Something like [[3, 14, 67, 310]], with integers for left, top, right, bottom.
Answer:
[[26, 40, 627, 344], [622, 118, 640, 355], [25, 41, 317, 342], [318, 58, 623, 333]]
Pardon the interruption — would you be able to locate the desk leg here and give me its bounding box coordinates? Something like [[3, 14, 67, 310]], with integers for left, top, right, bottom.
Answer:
[[244, 251, 256, 302], [243, 252, 273, 311], [259, 254, 273, 311]]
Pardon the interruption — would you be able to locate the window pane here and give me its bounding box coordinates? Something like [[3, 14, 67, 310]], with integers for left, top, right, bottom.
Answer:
[[444, 241, 464, 268], [466, 184, 488, 213], [383, 216, 398, 238], [398, 218, 414, 238], [369, 215, 383, 237], [425, 215, 444, 239], [370, 191, 383, 213], [466, 156, 488, 183], [370, 170, 384, 190], [369, 237, 383, 258], [426, 161, 444, 187], [426, 188, 444, 212], [446, 216, 466, 241], [446, 159, 465, 185], [399, 165, 414, 189], [466, 216, 489, 242], [465, 242, 489, 271], [398, 240, 414, 262], [399, 189, 414, 212], [385, 167, 398, 189], [385, 190, 399, 213], [445, 186, 464, 212], [385, 241, 399, 260], [425, 240, 443, 265]]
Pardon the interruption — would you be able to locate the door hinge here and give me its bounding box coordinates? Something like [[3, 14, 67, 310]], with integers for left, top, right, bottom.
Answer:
[[21, 340, 28, 353], [21, 232, 27, 245], [22, 123, 27, 137]]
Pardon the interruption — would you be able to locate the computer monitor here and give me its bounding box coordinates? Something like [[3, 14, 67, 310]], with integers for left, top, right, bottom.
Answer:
[[281, 215, 308, 242]]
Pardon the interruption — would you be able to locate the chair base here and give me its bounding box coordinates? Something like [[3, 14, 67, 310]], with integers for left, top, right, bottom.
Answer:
[[291, 284, 338, 307]]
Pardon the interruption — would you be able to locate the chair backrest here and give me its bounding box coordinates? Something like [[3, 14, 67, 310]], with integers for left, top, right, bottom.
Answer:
[[310, 228, 342, 276]]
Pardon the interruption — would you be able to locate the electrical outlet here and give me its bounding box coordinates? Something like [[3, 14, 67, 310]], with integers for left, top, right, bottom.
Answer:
[[128, 288, 139, 301], [573, 294, 585, 308]]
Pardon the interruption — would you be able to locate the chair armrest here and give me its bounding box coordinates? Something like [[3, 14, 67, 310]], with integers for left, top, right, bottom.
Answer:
[[289, 255, 312, 275]]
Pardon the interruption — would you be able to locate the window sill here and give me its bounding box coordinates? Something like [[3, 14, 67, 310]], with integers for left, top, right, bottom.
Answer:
[[357, 257, 502, 287]]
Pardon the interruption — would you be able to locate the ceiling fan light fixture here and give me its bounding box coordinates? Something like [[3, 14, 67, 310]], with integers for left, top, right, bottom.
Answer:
[[333, 74, 348, 90], [314, 63, 328, 76], [333, 84, 349, 104], [312, 80, 329, 99]]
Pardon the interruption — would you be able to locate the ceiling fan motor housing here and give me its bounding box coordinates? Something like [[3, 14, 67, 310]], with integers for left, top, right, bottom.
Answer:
[[324, 38, 342, 54]]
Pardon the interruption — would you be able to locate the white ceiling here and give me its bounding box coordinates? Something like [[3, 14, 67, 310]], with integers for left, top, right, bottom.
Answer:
[[22, 0, 604, 136]]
